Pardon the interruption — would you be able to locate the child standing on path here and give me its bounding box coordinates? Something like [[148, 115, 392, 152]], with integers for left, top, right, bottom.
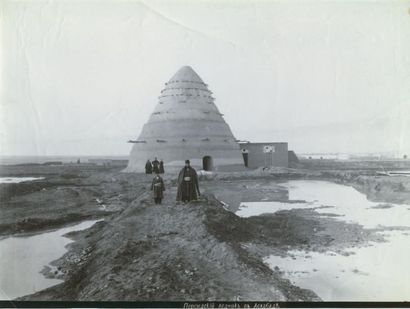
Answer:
[[151, 172, 165, 204]]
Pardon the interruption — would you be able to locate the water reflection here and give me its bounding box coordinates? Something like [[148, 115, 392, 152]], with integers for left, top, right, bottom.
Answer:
[[237, 180, 410, 228], [0, 220, 99, 300], [0, 177, 45, 184], [236, 180, 410, 300], [265, 230, 410, 300], [208, 180, 290, 212]]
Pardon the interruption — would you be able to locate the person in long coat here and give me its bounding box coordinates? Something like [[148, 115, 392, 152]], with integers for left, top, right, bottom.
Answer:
[[159, 159, 165, 174], [145, 159, 152, 174], [152, 157, 160, 174], [176, 160, 200, 203], [151, 173, 165, 204]]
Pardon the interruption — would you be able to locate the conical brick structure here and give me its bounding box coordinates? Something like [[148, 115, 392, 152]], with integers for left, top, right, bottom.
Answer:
[[125, 66, 244, 172]]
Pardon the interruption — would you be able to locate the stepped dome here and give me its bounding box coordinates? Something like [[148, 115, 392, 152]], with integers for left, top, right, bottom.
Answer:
[[125, 66, 243, 172]]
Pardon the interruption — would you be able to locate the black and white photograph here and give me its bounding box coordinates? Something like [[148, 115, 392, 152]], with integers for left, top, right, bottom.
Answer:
[[1, 0, 409, 306]]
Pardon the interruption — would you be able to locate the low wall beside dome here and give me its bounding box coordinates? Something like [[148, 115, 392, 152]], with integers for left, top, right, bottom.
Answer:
[[239, 142, 289, 168]]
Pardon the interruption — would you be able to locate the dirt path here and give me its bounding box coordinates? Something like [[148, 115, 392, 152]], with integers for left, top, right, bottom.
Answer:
[[4, 161, 410, 301], [18, 178, 385, 301], [18, 185, 320, 301]]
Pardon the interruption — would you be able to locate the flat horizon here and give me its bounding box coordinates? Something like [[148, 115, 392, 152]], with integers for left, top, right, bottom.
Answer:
[[1, 0, 409, 157]]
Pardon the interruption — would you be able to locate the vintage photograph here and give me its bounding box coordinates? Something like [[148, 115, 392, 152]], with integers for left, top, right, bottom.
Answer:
[[1, 0, 409, 305]]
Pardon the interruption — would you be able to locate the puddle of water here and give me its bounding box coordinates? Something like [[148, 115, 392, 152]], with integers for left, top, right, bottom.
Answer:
[[236, 201, 314, 218], [236, 180, 410, 300], [0, 220, 99, 300], [387, 171, 410, 177], [0, 177, 45, 184], [237, 180, 410, 228], [265, 230, 410, 300]]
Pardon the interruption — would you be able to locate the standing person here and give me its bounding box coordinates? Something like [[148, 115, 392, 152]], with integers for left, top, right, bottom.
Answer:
[[151, 172, 165, 204], [145, 159, 152, 174], [152, 157, 160, 174], [159, 159, 165, 174], [176, 160, 200, 203]]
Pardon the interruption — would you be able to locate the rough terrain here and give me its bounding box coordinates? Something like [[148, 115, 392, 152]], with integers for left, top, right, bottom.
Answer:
[[1, 159, 409, 301], [0, 164, 144, 237]]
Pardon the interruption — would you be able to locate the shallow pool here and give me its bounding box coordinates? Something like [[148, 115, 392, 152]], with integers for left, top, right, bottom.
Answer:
[[236, 180, 410, 301], [264, 231, 410, 301], [0, 220, 99, 300], [0, 177, 45, 184], [237, 180, 410, 228]]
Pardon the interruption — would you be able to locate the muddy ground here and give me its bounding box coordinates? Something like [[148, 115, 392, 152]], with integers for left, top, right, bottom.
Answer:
[[0, 164, 145, 236], [1, 159, 410, 301]]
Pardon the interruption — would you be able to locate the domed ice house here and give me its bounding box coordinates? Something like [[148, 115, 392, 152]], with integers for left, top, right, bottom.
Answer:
[[124, 66, 245, 172]]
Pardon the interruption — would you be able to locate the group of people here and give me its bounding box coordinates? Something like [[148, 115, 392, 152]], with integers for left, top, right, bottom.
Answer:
[[145, 157, 164, 174], [149, 159, 200, 205]]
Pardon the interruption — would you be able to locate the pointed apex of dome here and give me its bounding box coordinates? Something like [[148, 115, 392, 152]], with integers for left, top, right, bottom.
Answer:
[[168, 66, 204, 83]]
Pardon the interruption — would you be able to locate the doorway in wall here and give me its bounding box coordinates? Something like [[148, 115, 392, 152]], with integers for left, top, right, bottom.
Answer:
[[202, 156, 213, 171], [241, 149, 249, 167]]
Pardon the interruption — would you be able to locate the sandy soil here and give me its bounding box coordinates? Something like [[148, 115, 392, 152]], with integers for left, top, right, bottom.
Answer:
[[1, 159, 409, 301]]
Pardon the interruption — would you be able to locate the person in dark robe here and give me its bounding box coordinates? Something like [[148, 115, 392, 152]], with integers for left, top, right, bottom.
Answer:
[[152, 157, 160, 174], [145, 159, 153, 174], [151, 172, 165, 204], [159, 159, 165, 174], [176, 160, 200, 203]]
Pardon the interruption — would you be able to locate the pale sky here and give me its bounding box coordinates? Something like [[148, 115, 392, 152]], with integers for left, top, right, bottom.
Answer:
[[1, 0, 409, 156]]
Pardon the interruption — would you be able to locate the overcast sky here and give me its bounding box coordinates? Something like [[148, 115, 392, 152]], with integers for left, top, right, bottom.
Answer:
[[1, 0, 409, 156]]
